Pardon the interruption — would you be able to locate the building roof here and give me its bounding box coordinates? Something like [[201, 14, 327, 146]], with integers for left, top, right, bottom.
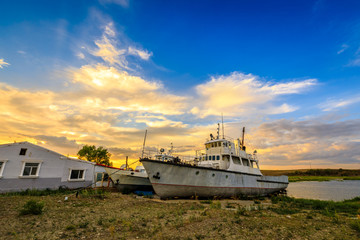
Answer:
[[0, 141, 95, 165]]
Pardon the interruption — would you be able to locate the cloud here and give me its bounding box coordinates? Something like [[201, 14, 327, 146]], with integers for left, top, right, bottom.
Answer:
[[135, 115, 188, 128], [192, 72, 316, 117], [76, 52, 85, 59], [69, 63, 187, 115], [320, 95, 360, 111], [33, 135, 79, 149], [89, 22, 152, 69], [128, 47, 152, 60], [337, 44, 349, 54], [91, 23, 128, 67], [248, 118, 360, 167], [99, 0, 129, 8], [0, 59, 10, 68], [348, 57, 360, 66]]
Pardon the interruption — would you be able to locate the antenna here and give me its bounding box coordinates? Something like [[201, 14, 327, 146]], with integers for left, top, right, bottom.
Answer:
[[221, 113, 225, 139], [126, 156, 128, 170], [141, 129, 147, 158], [169, 142, 173, 154], [241, 127, 245, 146], [217, 123, 220, 139]]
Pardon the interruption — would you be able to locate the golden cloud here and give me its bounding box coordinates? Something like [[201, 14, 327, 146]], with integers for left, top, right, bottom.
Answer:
[[192, 72, 316, 117]]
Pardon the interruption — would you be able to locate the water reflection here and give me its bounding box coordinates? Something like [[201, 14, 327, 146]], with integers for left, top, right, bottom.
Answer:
[[286, 180, 360, 201]]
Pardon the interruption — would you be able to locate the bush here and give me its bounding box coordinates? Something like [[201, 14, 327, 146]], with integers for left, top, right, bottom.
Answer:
[[19, 200, 44, 215], [210, 201, 221, 209], [350, 220, 360, 233]]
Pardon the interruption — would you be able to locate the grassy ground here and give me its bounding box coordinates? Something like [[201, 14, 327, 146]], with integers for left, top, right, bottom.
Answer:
[[1, 190, 360, 240]]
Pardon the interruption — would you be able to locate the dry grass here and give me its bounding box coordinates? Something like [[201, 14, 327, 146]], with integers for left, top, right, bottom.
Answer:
[[0, 192, 359, 240]]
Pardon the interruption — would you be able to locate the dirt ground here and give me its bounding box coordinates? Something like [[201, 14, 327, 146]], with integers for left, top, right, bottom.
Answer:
[[0, 192, 359, 240]]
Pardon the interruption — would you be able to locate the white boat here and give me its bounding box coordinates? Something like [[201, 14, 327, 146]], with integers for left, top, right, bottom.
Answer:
[[105, 165, 153, 193], [141, 125, 289, 199], [105, 146, 178, 193]]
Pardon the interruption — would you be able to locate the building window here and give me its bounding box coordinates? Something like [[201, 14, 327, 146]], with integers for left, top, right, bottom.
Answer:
[[96, 172, 109, 182], [22, 162, 40, 177], [19, 148, 27, 155], [0, 161, 7, 177], [69, 169, 85, 181]]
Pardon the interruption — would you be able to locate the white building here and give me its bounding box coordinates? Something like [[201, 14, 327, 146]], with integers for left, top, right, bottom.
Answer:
[[0, 141, 111, 193]]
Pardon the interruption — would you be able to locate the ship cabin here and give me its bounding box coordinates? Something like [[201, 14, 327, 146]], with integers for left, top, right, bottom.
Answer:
[[197, 136, 260, 173]]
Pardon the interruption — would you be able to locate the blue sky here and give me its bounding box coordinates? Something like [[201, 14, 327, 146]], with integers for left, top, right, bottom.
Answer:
[[0, 0, 360, 169]]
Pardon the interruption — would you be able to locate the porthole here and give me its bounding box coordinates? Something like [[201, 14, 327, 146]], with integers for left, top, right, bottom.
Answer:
[[195, 171, 199, 175], [226, 175, 228, 179], [212, 173, 215, 177]]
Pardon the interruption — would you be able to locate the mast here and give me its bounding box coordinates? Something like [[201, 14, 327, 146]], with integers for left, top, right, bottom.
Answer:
[[125, 156, 128, 170], [141, 129, 147, 158], [221, 113, 225, 139], [241, 127, 245, 146]]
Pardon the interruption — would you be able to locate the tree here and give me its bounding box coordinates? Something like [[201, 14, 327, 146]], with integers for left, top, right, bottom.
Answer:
[[77, 145, 112, 166]]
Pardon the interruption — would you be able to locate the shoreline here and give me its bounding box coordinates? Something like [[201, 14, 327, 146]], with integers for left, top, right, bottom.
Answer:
[[288, 176, 360, 182]]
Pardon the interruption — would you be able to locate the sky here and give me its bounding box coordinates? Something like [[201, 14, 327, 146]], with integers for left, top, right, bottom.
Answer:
[[0, 0, 360, 169]]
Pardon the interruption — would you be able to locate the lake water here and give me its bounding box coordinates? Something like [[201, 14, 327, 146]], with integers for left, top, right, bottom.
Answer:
[[286, 180, 360, 201]]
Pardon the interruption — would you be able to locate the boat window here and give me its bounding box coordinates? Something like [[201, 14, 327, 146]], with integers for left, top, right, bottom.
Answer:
[[212, 143, 214, 147], [216, 156, 220, 160], [212, 156, 215, 161], [219, 142, 221, 147], [232, 156, 241, 165], [242, 158, 250, 166]]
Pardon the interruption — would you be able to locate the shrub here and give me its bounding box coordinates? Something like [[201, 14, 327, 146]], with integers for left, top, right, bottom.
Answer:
[[65, 225, 76, 231], [19, 200, 44, 215], [350, 220, 360, 233], [210, 201, 221, 209], [79, 221, 89, 228], [236, 206, 247, 216]]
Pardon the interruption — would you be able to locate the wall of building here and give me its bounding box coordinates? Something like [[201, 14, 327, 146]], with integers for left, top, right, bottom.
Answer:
[[0, 142, 95, 193]]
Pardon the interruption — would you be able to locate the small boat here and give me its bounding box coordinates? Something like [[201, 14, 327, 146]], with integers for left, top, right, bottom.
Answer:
[[105, 165, 153, 193], [141, 125, 289, 199], [105, 145, 178, 193]]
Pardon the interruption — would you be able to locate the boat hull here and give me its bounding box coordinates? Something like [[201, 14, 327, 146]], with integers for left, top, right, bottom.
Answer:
[[141, 159, 288, 198], [105, 168, 153, 193]]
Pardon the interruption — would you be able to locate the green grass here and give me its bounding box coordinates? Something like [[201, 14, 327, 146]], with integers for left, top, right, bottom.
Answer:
[[2, 188, 75, 197], [288, 176, 360, 182], [350, 220, 360, 233], [271, 196, 360, 216], [19, 200, 44, 215]]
